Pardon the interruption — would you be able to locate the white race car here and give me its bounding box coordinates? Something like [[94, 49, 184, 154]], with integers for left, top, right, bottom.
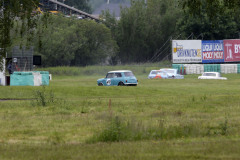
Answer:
[[198, 72, 227, 80], [159, 68, 184, 79]]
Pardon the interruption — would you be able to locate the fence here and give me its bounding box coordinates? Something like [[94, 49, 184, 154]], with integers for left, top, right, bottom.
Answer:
[[173, 64, 240, 74]]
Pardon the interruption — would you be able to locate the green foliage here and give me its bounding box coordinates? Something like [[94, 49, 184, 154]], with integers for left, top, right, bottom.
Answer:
[[220, 117, 228, 136], [176, 4, 240, 40], [0, 0, 39, 48], [0, 0, 44, 71], [32, 86, 55, 107], [28, 15, 118, 67], [207, 117, 229, 136], [181, 0, 240, 19], [0, 66, 240, 159], [92, 116, 125, 142], [98, 0, 240, 64], [101, 0, 181, 63], [36, 62, 171, 76], [89, 116, 203, 143], [47, 131, 65, 145]]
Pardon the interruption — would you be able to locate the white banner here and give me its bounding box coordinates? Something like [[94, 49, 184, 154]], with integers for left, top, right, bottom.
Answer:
[[172, 40, 202, 63]]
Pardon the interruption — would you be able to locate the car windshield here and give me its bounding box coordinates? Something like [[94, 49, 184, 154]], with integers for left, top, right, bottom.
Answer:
[[203, 73, 216, 76], [124, 72, 134, 77], [106, 73, 114, 78], [165, 70, 175, 74], [115, 73, 122, 77], [156, 71, 162, 74], [151, 71, 157, 74]]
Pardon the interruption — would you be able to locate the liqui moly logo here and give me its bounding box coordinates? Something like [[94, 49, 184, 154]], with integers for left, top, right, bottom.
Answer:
[[202, 41, 224, 61], [202, 52, 223, 60], [202, 43, 223, 52]]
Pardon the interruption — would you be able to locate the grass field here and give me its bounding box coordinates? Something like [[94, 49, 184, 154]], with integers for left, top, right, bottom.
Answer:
[[0, 64, 240, 159]]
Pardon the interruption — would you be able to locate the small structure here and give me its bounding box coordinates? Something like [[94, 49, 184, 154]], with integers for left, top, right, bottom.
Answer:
[[10, 71, 49, 86], [11, 46, 33, 72], [5, 46, 49, 86]]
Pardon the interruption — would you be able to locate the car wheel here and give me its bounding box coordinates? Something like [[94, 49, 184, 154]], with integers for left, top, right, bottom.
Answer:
[[118, 82, 125, 86], [98, 83, 103, 86]]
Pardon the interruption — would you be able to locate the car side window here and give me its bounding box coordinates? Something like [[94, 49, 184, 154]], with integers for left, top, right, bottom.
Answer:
[[124, 72, 134, 77], [204, 73, 216, 76], [106, 73, 114, 78], [115, 73, 122, 77]]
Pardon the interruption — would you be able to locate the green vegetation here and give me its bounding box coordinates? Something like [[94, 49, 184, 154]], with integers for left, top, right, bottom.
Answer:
[[10, 14, 118, 67], [5, 0, 240, 67], [100, 0, 240, 63], [0, 0, 44, 70], [37, 62, 171, 76], [0, 65, 240, 159]]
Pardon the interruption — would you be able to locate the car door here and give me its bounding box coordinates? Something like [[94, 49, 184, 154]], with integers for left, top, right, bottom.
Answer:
[[105, 73, 114, 86], [113, 72, 123, 85]]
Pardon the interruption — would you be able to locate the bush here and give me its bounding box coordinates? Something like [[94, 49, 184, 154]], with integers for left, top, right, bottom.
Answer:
[[32, 86, 55, 107], [88, 116, 202, 143]]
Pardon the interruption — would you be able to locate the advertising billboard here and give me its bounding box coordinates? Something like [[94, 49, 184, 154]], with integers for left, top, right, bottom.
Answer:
[[224, 39, 240, 62], [172, 40, 202, 63], [202, 40, 224, 63]]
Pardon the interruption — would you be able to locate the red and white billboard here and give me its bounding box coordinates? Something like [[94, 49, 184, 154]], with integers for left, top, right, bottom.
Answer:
[[224, 39, 240, 62]]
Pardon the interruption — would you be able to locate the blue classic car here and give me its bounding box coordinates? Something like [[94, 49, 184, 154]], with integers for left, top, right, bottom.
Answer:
[[97, 70, 138, 86]]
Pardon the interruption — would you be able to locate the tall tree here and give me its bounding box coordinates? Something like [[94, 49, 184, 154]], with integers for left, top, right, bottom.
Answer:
[[102, 0, 180, 63], [0, 0, 42, 69], [178, 0, 240, 40], [32, 15, 118, 67], [175, 8, 239, 40], [181, 0, 240, 19]]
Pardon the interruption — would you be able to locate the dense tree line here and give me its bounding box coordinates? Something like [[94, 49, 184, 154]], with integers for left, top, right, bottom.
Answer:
[[101, 0, 240, 63], [102, 0, 181, 63], [35, 16, 117, 66], [0, 0, 45, 70], [9, 15, 117, 67], [3, 0, 240, 67]]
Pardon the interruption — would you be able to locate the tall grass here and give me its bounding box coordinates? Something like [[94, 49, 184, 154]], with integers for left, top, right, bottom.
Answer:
[[1, 63, 240, 159], [88, 115, 230, 143], [31, 86, 55, 107], [35, 61, 172, 76]]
